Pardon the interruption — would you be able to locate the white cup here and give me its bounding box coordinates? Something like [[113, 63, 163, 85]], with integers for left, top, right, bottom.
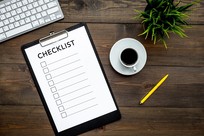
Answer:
[[119, 48, 139, 72]]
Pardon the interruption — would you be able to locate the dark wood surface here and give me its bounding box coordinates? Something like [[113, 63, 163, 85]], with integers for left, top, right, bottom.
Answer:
[[1, 0, 204, 136]]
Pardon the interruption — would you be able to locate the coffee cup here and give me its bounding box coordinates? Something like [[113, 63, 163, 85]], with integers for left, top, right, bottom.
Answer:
[[119, 48, 139, 71]]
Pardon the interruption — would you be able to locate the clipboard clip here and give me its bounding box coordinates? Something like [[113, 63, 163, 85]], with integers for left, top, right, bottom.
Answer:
[[39, 30, 68, 47]]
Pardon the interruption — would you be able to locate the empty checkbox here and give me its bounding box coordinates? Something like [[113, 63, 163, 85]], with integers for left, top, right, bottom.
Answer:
[[43, 68, 49, 74], [40, 61, 47, 68], [51, 87, 57, 93], [53, 93, 59, 99], [48, 80, 54, 86], [46, 74, 52, 80], [58, 105, 65, 112], [56, 99, 62, 106], [61, 112, 67, 118]]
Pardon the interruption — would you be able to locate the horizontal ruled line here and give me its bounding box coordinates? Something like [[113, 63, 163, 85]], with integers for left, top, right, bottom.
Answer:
[[49, 59, 80, 72], [67, 104, 98, 117], [55, 72, 86, 85], [47, 53, 78, 65], [52, 66, 83, 78], [66, 97, 96, 110], [60, 85, 91, 97], [58, 78, 88, 91], [63, 91, 93, 104]]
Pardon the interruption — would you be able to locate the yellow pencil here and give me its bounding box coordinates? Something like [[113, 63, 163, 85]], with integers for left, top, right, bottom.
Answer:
[[140, 74, 169, 105]]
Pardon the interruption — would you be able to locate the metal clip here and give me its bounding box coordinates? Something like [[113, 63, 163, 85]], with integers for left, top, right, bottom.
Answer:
[[39, 30, 68, 47]]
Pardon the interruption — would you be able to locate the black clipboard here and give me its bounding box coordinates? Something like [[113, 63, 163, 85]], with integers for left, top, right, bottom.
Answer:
[[21, 23, 121, 136]]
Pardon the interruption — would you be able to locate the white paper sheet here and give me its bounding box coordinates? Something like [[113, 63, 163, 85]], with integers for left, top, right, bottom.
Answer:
[[25, 26, 117, 132]]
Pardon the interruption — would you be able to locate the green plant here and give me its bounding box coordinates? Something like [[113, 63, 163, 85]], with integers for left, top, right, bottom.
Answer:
[[134, 0, 199, 48]]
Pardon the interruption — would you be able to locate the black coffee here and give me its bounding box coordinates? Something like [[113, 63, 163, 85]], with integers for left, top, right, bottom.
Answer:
[[120, 48, 138, 65]]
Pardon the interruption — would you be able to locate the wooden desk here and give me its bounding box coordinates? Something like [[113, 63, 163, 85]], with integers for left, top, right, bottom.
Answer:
[[0, 1, 204, 135]]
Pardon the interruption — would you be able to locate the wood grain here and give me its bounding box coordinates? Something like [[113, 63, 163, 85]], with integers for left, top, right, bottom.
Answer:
[[59, 0, 204, 24], [1, 106, 204, 136]]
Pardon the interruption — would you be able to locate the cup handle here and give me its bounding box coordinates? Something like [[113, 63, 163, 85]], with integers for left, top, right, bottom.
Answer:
[[133, 65, 137, 72]]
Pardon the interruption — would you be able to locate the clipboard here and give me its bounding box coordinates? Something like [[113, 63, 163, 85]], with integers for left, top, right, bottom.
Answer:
[[21, 23, 121, 136]]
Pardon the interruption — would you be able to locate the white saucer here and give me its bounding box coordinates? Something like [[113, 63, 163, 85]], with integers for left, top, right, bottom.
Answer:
[[109, 38, 147, 75]]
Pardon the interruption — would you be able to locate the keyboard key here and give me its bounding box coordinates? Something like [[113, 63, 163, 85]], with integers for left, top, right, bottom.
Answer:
[[20, 13, 26, 19], [27, 4, 33, 10], [14, 22, 20, 27], [39, 18, 45, 24], [50, 14, 56, 20], [36, 7, 42, 12], [0, 14, 6, 20], [25, 11, 31, 16], [30, 15, 36, 21], [32, 20, 39, 27], [0, 22, 3, 27], [5, 12, 12, 18], [42, 5, 48, 10], [47, 1, 57, 8], [22, 6, 28, 12], [41, 11, 47, 17], [0, 33, 7, 40], [11, 0, 17, 4], [0, 3, 5, 8], [47, 6, 59, 15], [11, 4, 17, 9], [0, 8, 6, 14], [9, 17, 15, 23], [38, 0, 44, 5], [33, 2, 38, 7], [4, 19, 10, 25], [9, 24, 15, 29], [6, 23, 32, 37], [25, 17, 31, 23], [16, 8, 22, 14], [6, 6, 12, 12], [28, 0, 34, 3], [31, 9, 37, 14], [3, 26, 9, 31], [5, 1, 11, 6], [17, 2, 23, 7], [0, 28, 3, 33], [44, 0, 50, 3], [45, 18, 51, 22], [36, 13, 42, 19], [11, 10, 17, 16], [22, 0, 28, 5], [57, 14, 62, 18], [14, 15, 20, 21], [19, 20, 25, 25]]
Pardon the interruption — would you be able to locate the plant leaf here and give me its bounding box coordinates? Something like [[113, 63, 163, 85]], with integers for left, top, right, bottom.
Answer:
[[134, 0, 199, 48]]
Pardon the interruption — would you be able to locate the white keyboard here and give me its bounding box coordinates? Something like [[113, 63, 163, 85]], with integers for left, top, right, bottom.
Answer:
[[0, 0, 64, 43]]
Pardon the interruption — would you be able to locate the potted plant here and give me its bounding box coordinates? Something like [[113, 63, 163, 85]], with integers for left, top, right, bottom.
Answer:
[[134, 0, 200, 48]]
